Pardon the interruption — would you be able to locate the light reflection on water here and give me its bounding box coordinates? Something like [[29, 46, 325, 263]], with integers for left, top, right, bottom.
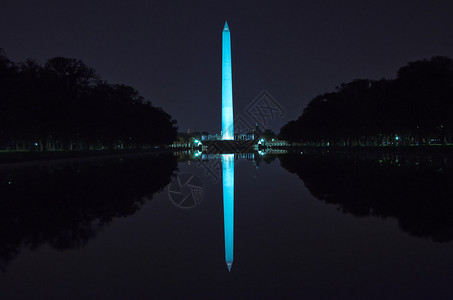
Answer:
[[222, 154, 234, 272]]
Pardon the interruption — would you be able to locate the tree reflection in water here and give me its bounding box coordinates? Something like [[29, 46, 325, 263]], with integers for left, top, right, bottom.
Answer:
[[0, 154, 177, 271], [279, 151, 453, 242]]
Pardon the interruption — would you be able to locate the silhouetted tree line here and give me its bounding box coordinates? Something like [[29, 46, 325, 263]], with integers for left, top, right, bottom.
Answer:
[[0, 49, 177, 150], [279, 151, 453, 242], [0, 153, 177, 271], [280, 56, 453, 146]]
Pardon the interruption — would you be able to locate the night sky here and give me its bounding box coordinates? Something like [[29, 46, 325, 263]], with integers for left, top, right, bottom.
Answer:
[[1, 0, 452, 133]]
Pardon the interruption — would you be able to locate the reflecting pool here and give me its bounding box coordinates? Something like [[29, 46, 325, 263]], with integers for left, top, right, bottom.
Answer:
[[1, 150, 453, 299]]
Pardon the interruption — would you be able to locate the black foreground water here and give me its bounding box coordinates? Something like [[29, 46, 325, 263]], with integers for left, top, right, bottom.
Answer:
[[1, 151, 453, 299]]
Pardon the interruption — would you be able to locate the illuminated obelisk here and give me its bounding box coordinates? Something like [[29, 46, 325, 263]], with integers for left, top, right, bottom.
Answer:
[[222, 21, 234, 140], [222, 154, 234, 271]]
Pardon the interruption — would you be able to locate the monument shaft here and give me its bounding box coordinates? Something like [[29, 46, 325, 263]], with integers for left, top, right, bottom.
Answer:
[[222, 22, 234, 140]]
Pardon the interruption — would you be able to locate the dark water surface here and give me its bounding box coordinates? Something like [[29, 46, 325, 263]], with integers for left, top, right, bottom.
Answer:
[[1, 151, 453, 299]]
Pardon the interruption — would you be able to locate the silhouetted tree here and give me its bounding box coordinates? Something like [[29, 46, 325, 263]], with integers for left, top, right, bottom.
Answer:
[[261, 129, 277, 140], [0, 52, 178, 150], [279, 56, 453, 146]]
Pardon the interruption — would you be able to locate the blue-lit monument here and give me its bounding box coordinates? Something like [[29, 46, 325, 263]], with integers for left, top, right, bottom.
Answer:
[[222, 21, 234, 140], [222, 154, 234, 271], [220, 21, 235, 272]]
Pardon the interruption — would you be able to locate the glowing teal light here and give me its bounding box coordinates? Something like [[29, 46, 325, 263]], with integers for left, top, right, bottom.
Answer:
[[395, 136, 399, 140], [222, 21, 234, 140], [222, 154, 234, 271]]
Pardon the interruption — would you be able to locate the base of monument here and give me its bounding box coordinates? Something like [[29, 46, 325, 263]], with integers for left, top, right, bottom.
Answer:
[[203, 140, 257, 154]]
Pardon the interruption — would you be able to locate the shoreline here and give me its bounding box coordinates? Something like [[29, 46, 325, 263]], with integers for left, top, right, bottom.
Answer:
[[273, 145, 453, 155], [0, 149, 173, 165], [1, 145, 453, 165]]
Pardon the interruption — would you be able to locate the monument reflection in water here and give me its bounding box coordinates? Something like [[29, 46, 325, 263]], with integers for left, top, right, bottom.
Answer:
[[222, 154, 234, 271]]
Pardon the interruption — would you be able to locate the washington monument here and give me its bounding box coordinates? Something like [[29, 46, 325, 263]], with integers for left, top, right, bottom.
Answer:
[[222, 21, 234, 140]]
